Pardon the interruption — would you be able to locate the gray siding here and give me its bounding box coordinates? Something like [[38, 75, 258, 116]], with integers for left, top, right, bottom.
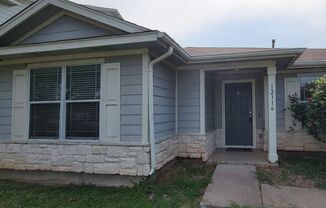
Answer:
[[106, 55, 143, 143], [153, 63, 176, 141], [205, 71, 215, 132], [0, 1, 30, 24], [177, 70, 200, 134], [0, 69, 12, 140], [215, 72, 265, 129], [21, 15, 114, 44], [276, 74, 286, 130]]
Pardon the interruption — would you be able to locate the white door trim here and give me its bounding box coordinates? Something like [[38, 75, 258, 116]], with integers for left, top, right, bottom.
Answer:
[[222, 79, 256, 148]]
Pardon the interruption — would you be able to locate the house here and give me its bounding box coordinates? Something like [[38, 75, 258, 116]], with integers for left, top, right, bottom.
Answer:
[[0, 0, 325, 179]]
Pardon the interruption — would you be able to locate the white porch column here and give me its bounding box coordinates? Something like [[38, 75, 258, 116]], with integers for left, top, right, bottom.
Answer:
[[267, 64, 278, 163]]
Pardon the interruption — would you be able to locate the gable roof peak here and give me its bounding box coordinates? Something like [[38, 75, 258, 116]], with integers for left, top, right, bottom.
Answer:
[[0, 0, 149, 38]]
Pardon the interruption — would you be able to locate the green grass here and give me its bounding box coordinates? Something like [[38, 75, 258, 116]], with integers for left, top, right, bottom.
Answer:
[[256, 153, 326, 190], [0, 159, 215, 208]]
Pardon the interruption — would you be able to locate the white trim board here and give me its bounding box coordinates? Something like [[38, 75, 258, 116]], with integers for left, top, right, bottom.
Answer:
[[221, 79, 257, 148], [0, 32, 158, 56], [0, 49, 148, 66]]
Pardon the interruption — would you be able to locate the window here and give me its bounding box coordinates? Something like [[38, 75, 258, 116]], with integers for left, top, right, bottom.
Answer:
[[300, 76, 320, 102], [29, 68, 61, 139], [66, 65, 100, 140], [29, 64, 101, 140]]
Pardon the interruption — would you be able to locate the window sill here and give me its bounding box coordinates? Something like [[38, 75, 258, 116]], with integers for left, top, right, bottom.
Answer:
[[0, 139, 149, 147]]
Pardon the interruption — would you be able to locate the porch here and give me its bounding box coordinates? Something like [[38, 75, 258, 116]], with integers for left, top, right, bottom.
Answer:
[[208, 148, 269, 165], [199, 61, 279, 163]]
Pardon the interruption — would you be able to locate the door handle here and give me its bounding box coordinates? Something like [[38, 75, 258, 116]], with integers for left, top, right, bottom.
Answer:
[[249, 111, 252, 123]]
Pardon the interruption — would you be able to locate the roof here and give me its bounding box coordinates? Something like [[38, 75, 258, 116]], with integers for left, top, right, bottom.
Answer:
[[184, 47, 276, 56], [185, 47, 326, 65], [82, 4, 123, 20], [0, 0, 126, 26], [296, 49, 326, 63], [0, 0, 149, 39], [0, 0, 323, 68]]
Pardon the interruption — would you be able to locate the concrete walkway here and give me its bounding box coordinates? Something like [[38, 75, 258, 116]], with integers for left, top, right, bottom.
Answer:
[[200, 164, 261, 207], [200, 164, 326, 208]]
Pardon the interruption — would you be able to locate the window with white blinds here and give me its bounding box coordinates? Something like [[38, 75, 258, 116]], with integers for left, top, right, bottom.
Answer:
[[66, 65, 100, 100], [29, 68, 61, 139], [66, 65, 100, 140], [29, 64, 101, 140]]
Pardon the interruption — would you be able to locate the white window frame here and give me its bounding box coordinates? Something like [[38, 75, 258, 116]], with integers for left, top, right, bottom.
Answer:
[[65, 65, 101, 140], [297, 73, 325, 103], [28, 67, 62, 140], [27, 59, 104, 140]]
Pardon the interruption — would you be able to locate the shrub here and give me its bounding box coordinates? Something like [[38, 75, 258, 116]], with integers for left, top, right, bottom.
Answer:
[[288, 75, 326, 142]]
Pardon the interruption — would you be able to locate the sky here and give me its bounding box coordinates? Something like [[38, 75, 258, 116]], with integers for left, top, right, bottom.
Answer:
[[72, 0, 326, 48]]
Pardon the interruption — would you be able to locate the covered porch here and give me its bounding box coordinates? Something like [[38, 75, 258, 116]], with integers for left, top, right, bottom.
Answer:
[[203, 62, 277, 163], [177, 52, 304, 163]]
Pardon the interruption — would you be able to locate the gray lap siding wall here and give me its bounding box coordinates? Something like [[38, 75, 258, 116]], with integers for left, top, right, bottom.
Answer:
[[21, 15, 115, 44], [177, 70, 201, 134], [153, 63, 176, 142], [205, 71, 215, 132], [106, 55, 143, 143], [0, 68, 12, 140]]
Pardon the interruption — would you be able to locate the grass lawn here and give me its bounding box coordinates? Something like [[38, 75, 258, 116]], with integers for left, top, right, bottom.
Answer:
[[0, 159, 215, 208], [256, 152, 326, 190]]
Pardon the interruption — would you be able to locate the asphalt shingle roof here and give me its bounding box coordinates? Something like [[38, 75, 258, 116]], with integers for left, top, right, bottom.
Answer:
[[184, 47, 326, 64]]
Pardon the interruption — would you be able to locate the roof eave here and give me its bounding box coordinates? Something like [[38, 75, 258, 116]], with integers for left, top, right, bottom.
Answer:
[[0, 31, 160, 58], [187, 48, 306, 64], [289, 61, 326, 69], [157, 33, 306, 65]]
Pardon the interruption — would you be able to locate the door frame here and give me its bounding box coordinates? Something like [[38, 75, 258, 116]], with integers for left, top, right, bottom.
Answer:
[[222, 79, 256, 148]]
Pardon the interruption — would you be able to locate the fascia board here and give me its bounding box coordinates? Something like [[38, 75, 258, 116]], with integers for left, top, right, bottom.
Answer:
[[0, 32, 159, 56]]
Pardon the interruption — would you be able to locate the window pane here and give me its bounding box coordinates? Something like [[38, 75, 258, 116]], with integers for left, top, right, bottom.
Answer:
[[29, 103, 60, 139], [300, 77, 317, 101], [66, 65, 100, 100], [66, 102, 99, 139], [30, 68, 61, 101]]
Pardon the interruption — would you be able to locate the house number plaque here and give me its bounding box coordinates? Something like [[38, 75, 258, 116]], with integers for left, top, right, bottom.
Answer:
[[270, 83, 275, 111]]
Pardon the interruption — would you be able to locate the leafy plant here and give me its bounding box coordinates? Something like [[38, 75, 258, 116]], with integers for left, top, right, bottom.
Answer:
[[288, 75, 326, 142]]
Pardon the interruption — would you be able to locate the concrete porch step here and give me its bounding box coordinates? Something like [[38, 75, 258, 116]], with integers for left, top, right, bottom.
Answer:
[[208, 148, 273, 166]]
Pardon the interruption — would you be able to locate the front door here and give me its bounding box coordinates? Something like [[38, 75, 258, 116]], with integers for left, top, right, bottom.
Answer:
[[225, 83, 253, 146]]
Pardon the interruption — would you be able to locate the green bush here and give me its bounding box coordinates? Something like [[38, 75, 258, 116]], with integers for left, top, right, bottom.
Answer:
[[288, 75, 326, 142]]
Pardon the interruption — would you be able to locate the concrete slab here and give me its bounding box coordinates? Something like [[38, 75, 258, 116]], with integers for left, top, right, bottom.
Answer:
[[262, 184, 326, 208], [201, 164, 261, 208], [208, 148, 270, 166]]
